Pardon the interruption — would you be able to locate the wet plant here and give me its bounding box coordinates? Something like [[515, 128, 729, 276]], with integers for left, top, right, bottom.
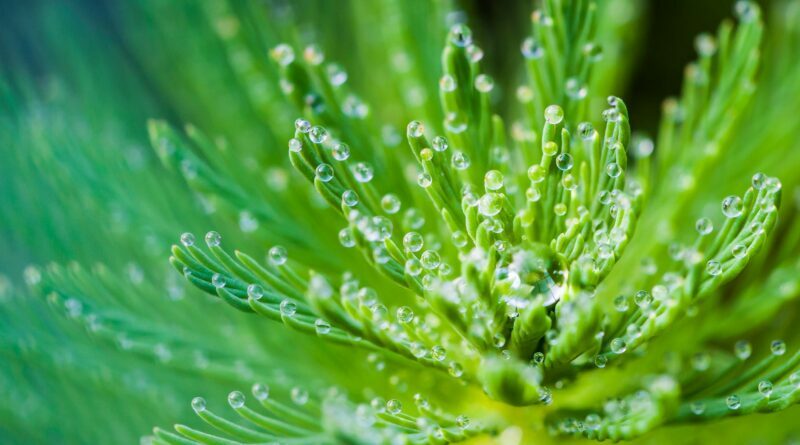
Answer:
[[2, 0, 800, 444]]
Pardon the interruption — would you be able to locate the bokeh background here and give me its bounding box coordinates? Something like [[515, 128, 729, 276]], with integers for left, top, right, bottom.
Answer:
[[1, 0, 799, 443]]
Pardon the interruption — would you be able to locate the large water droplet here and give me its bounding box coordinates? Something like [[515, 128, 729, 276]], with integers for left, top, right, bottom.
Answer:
[[377, 399, 400, 417], [396, 306, 414, 323], [706, 260, 722, 276], [291, 387, 309, 405], [252, 383, 269, 401], [475, 74, 494, 93], [228, 391, 245, 408], [268, 246, 288, 266], [484, 170, 504, 190], [721, 196, 743, 218], [610, 338, 627, 354], [726, 394, 741, 410], [544, 105, 564, 125], [191, 396, 206, 413], [771, 340, 786, 356], [332, 142, 350, 161], [180, 232, 195, 247], [449, 24, 473, 47], [280, 299, 297, 316], [478, 193, 503, 217], [315, 319, 331, 334], [205, 231, 222, 247], [315, 163, 334, 182]]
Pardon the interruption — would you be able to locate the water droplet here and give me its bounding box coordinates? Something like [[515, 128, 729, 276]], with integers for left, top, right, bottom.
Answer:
[[528, 165, 546, 183], [561, 174, 578, 191], [211, 273, 226, 289], [478, 193, 503, 217], [452, 231, 469, 248], [734, 340, 752, 360], [556, 153, 573, 171], [544, 105, 564, 125], [706, 260, 722, 276], [449, 362, 464, 378], [610, 338, 627, 354], [268, 246, 288, 266], [379, 194, 401, 214], [396, 306, 414, 324], [456, 414, 471, 429], [342, 190, 359, 207], [315, 163, 334, 182], [484, 170, 504, 190], [386, 399, 402, 414], [327, 63, 348, 86], [303, 45, 324, 65], [332, 142, 350, 161], [353, 162, 374, 183], [205, 231, 222, 247], [565, 77, 587, 99], [634, 290, 652, 308], [338, 228, 355, 248], [790, 372, 800, 388], [449, 24, 472, 47], [403, 232, 424, 252], [407, 121, 425, 138], [421, 251, 441, 270], [532, 352, 545, 365], [601, 108, 620, 123], [543, 141, 558, 156], [280, 299, 297, 316], [432, 136, 449, 152], [475, 74, 494, 93], [758, 380, 773, 398], [402, 257, 421, 276], [605, 162, 622, 178], [690, 401, 705, 415], [431, 345, 447, 361], [452, 151, 471, 170], [467, 44, 484, 62], [288, 138, 303, 152], [247, 284, 264, 300], [417, 172, 432, 188], [694, 33, 717, 57], [294, 118, 311, 134], [553, 203, 567, 216], [521, 37, 544, 59], [271, 44, 295, 66], [770, 340, 786, 356], [309, 126, 328, 144], [731, 243, 747, 259], [726, 394, 741, 410], [228, 390, 245, 408], [692, 352, 711, 371], [734, 1, 758, 22], [696, 218, 714, 236], [439, 74, 456, 92], [180, 232, 195, 247], [751, 172, 766, 190], [315, 319, 331, 334], [614, 295, 629, 312], [291, 387, 309, 405], [721, 195, 743, 218], [191, 396, 207, 413], [577, 122, 594, 140], [410, 342, 428, 358], [594, 355, 608, 368], [252, 383, 269, 401]]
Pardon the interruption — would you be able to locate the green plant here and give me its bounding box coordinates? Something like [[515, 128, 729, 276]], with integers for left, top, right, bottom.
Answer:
[[2, 0, 800, 443]]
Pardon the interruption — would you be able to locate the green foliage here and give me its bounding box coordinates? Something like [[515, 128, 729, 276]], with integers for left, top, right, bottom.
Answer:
[[2, 0, 800, 444]]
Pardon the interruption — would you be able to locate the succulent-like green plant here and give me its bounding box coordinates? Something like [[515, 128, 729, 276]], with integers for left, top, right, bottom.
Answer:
[[2, 0, 800, 444]]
